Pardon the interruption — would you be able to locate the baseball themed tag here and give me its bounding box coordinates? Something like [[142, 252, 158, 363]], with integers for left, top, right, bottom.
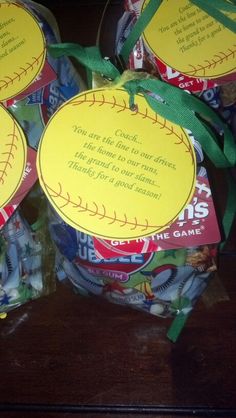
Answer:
[[0, 1, 46, 101], [142, 0, 236, 79], [0, 104, 27, 208], [37, 87, 196, 240]]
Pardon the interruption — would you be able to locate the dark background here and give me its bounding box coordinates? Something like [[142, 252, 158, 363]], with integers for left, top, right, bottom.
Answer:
[[1, 1, 236, 417]]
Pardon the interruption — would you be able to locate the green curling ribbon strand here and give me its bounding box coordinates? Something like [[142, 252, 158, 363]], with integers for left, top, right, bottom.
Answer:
[[167, 312, 189, 343], [48, 43, 120, 82]]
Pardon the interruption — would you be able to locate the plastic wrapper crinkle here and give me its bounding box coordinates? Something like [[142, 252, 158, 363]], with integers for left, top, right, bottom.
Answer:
[[50, 207, 217, 322]]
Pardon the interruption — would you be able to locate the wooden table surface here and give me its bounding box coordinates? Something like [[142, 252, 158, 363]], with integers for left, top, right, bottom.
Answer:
[[1, 1, 236, 417]]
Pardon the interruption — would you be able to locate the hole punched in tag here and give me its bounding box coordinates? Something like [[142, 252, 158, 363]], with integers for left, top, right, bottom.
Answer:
[[130, 103, 139, 112], [101, 55, 139, 111]]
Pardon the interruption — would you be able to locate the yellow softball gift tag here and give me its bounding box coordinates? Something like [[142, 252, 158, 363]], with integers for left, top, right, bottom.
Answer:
[[142, 0, 236, 79], [37, 88, 196, 240], [0, 104, 27, 207], [0, 1, 46, 101]]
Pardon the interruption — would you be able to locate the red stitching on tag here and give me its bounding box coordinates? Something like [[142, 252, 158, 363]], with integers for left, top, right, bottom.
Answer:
[[185, 45, 236, 76], [0, 50, 45, 92], [71, 93, 192, 154], [0, 119, 18, 185], [43, 180, 164, 232]]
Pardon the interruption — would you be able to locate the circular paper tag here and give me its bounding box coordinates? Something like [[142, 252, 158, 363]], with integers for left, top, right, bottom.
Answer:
[[0, 2, 46, 101], [37, 88, 196, 240], [0, 104, 27, 207], [142, 0, 236, 79]]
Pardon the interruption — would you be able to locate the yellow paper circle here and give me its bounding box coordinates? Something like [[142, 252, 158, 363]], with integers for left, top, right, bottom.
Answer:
[[37, 88, 196, 240], [0, 2, 46, 101], [0, 104, 27, 207], [142, 0, 236, 79]]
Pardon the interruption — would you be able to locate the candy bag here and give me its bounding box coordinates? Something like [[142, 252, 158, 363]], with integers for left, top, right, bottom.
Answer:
[[36, 70, 232, 341]]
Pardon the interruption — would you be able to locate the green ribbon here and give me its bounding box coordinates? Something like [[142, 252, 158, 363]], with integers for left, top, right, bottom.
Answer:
[[120, 0, 163, 63], [123, 77, 236, 342], [122, 77, 236, 251], [167, 297, 192, 342], [190, 0, 236, 33], [119, 0, 236, 65], [123, 77, 236, 168], [195, 0, 236, 12], [167, 312, 189, 343], [48, 43, 120, 82]]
